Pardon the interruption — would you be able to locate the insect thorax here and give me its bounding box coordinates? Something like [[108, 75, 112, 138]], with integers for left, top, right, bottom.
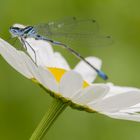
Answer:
[[22, 26, 37, 38]]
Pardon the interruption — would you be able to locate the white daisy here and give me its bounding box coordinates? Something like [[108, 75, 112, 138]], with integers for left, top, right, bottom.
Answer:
[[0, 36, 140, 122]]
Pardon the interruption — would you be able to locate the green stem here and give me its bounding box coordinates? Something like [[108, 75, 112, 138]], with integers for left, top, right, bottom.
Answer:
[[30, 98, 67, 140]]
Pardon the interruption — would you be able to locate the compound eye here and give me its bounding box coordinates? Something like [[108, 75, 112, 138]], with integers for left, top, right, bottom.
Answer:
[[11, 27, 20, 34], [11, 30, 18, 35]]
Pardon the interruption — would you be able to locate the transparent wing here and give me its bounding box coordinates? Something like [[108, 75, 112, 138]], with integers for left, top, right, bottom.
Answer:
[[34, 17, 112, 47]]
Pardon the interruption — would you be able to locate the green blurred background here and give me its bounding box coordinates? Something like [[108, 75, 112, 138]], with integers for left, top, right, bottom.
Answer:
[[0, 0, 140, 139]]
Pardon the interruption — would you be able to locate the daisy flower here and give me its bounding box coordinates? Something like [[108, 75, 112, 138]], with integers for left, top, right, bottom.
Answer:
[[1, 36, 140, 120], [0, 27, 140, 139]]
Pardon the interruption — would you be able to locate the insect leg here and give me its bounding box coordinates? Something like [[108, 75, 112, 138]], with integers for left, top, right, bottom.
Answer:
[[21, 38, 37, 65]]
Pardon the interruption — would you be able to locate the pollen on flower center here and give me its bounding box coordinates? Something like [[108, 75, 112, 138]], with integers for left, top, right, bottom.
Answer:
[[48, 67, 66, 82], [48, 67, 89, 88]]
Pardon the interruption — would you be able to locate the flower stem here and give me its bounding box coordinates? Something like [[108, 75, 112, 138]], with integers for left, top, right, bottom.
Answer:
[[30, 98, 67, 140]]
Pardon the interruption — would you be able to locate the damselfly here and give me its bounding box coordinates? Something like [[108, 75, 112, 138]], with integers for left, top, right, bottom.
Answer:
[[9, 17, 111, 80]]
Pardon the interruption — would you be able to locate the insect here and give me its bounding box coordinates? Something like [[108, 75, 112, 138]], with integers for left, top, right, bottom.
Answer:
[[9, 17, 111, 80]]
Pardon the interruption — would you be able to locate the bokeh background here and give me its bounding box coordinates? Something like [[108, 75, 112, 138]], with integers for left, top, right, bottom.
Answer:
[[0, 0, 140, 139]]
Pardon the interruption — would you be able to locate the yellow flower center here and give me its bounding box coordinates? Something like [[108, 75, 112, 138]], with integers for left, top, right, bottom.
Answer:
[[48, 67, 89, 88]]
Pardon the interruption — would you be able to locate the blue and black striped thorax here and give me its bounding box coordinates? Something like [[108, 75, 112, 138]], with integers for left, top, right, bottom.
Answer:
[[21, 26, 37, 38]]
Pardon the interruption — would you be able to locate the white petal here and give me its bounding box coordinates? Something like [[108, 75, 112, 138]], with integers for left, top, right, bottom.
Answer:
[[92, 90, 140, 113], [0, 38, 34, 78], [53, 52, 70, 70], [104, 112, 140, 122], [73, 84, 109, 105], [0, 38, 58, 93], [24, 38, 55, 67], [25, 39, 71, 70], [19, 55, 59, 93], [36, 67, 58, 93], [127, 103, 140, 113], [106, 83, 139, 98], [59, 71, 83, 98], [74, 57, 102, 83]]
